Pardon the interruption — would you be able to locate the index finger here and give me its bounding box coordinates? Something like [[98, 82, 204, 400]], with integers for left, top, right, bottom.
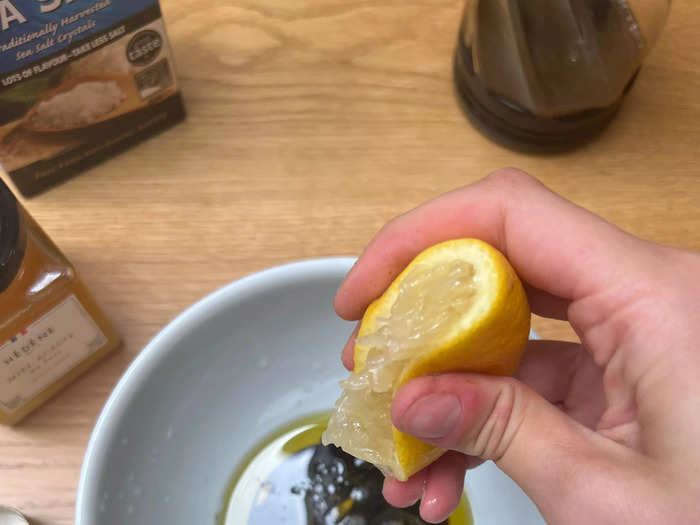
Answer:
[[334, 169, 648, 321]]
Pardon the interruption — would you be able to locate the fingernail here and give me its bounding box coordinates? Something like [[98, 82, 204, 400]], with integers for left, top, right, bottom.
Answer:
[[400, 393, 461, 439]]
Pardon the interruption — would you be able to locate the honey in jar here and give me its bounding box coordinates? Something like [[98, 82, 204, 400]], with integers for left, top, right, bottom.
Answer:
[[0, 179, 120, 425]]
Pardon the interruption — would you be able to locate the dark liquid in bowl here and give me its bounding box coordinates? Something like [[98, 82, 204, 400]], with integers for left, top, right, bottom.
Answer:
[[218, 413, 473, 525]]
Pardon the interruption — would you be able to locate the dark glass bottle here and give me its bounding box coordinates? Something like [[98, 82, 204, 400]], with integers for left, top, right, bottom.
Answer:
[[454, 0, 671, 150]]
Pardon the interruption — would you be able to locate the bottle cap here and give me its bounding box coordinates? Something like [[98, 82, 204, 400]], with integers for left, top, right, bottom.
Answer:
[[0, 506, 30, 525], [0, 179, 24, 294]]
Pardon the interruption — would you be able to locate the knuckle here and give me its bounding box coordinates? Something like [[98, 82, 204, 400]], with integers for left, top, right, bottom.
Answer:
[[470, 378, 526, 461], [376, 211, 409, 244], [484, 167, 537, 190]]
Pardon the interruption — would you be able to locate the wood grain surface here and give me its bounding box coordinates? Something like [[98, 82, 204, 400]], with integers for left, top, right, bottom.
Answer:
[[2, 1, 700, 523]]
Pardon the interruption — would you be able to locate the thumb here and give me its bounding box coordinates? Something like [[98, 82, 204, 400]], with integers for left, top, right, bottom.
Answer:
[[391, 373, 613, 517]]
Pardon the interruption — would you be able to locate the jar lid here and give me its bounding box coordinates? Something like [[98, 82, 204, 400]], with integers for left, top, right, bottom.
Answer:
[[0, 505, 29, 525], [0, 505, 30, 525], [0, 179, 24, 294]]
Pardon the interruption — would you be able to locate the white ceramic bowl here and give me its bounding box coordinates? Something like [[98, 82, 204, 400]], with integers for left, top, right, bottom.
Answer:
[[77, 258, 545, 524]]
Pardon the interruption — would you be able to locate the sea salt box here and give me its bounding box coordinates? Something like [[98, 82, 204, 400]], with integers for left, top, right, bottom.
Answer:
[[0, 0, 185, 196]]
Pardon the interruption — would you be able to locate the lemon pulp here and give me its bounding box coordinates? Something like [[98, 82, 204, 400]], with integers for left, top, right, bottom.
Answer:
[[323, 260, 478, 475]]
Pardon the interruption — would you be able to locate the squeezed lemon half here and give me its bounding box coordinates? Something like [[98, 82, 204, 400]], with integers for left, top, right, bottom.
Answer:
[[322, 239, 531, 481]]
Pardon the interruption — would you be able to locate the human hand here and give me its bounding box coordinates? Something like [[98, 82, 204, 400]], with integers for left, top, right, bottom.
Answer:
[[334, 169, 700, 524]]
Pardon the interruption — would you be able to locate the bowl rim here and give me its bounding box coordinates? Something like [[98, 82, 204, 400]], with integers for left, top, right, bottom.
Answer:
[[75, 256, 356, 523]]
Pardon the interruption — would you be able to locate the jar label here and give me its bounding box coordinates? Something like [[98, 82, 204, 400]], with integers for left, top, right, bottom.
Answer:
[[0, 295, 107, 413]]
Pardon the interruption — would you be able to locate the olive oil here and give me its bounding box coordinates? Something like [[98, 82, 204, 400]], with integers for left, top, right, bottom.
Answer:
[[218, 413, 473, 525]]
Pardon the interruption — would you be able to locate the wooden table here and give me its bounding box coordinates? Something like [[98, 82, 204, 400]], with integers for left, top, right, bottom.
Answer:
[[2, 1, 699, 523]]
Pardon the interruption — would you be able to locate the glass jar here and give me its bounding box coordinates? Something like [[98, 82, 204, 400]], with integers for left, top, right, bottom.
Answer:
[[0, 179, 120, 425], [454, 0, 672, 150]]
